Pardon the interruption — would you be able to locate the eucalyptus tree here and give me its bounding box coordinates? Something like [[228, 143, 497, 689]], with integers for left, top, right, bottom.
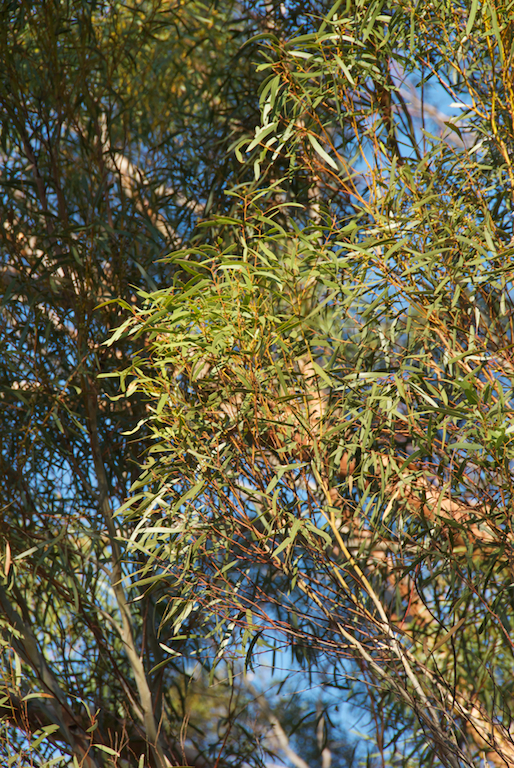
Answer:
[[117, 1, 514, 766], [0, 0, 314, 766]]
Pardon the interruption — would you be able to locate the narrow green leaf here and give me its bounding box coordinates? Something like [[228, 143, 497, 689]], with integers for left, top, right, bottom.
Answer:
[[307, 133, 339, 170], [465, 0, 479, 36]]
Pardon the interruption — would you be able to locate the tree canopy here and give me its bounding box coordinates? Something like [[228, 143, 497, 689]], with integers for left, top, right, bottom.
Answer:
[[2, 1, 514, 767]]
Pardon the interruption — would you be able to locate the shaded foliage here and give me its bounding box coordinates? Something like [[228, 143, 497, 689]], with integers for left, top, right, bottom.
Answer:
[[0, 0, 334, 765]]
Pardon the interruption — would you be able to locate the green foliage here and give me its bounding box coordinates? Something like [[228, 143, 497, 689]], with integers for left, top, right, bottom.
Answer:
[[118, 1, 514, 766], [0, 0, 305, 765]]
